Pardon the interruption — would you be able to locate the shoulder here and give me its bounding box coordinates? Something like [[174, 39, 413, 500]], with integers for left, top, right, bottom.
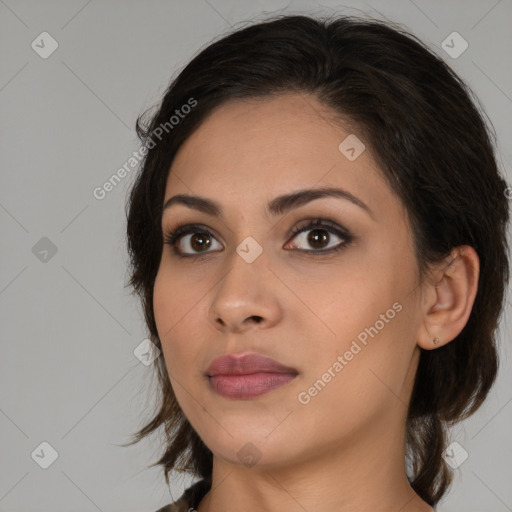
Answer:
[[153, 478, 211, 512]]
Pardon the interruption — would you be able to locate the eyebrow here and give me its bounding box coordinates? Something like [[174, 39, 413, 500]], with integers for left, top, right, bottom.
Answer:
[[162, 187, 373, 219]]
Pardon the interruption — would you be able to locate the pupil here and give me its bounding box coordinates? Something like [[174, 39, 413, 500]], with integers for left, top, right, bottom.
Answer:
[[191, 233, 211, 251], [308, 229, 328, 248]]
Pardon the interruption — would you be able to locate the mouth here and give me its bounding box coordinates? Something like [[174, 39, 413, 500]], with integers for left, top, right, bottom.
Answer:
[[205, 352, 298, 400]]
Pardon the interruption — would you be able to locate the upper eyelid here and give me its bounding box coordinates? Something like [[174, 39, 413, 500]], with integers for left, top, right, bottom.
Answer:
[[291, 218, 348, 234]]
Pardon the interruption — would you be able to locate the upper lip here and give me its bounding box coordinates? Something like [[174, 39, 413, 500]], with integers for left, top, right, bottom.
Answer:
[[206, 353, 298, 377]]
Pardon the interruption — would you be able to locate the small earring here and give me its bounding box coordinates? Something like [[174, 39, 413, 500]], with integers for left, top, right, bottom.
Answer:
[[433, 337, 440, 345]]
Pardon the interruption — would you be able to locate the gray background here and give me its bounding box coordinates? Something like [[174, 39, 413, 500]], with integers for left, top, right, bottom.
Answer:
[[0, 1, 511, 511]]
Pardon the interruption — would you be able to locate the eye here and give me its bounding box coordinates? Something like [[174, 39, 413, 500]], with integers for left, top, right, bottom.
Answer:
[[285, 218, 352, 254], [163, 218, 353, 258], [163, 223, 222, 257]]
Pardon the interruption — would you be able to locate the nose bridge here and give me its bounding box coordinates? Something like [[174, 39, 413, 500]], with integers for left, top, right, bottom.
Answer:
[[208, 241, 278, 331]]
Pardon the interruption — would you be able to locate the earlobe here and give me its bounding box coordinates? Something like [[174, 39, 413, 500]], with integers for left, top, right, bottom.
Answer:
[[417, 245, 480, 351], [418, 335, 442, 351]]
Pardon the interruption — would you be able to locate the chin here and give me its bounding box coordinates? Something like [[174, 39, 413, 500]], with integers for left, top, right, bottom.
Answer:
[[204, 427, 306, 468]]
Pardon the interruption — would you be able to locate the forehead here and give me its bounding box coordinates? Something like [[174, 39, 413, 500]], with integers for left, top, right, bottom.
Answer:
[[164, 93, 395, 216], [172, 93, 350, 168]]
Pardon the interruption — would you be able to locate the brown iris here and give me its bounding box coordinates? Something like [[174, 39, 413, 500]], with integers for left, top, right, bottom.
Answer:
[[190, 233, 212, 252], [307, 229, 329, 249]]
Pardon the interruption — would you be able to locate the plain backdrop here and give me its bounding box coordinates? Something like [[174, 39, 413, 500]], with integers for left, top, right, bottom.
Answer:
[[0, 1, 511, 511]]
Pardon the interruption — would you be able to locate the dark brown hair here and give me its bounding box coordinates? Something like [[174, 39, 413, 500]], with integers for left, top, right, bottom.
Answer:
[[124, 13, 510, 506]]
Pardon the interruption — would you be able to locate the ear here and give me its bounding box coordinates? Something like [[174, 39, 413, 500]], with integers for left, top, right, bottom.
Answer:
[[417, 245, 479, 351]]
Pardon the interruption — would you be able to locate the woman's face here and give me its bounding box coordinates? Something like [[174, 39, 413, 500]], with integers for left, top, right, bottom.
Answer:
[[153, 93, 426, 468]]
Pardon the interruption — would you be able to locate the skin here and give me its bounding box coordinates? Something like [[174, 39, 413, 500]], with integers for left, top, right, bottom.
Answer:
[[153, 93, 479, 512]]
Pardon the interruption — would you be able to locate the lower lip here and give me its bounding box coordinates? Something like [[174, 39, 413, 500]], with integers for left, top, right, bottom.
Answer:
[[208, 372, 297, 399]]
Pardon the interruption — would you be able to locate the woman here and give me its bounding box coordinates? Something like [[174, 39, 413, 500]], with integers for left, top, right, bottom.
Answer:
[[124, 14, 510, 512]]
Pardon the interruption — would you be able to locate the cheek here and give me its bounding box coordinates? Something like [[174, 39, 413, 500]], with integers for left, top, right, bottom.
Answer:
[[153, 273, 173, 338], [296, 309, 413, 431], [153, 269, 206, 376], [153, 265, 199, 334], [294, 261, 389, 343], [300, 254, 415, 379], [153, 271, 184, 368]]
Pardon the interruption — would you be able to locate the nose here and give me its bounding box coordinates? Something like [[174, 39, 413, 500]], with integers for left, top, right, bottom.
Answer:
[[208, 251, 282, 334]]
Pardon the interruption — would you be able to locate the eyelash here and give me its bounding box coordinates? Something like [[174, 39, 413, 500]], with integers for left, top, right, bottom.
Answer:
[[163, 218, 353, 259]]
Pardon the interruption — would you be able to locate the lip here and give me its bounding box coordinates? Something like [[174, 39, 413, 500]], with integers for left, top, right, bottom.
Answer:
[[206, 353, 298, 400], [206, 353, 298, 377]]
